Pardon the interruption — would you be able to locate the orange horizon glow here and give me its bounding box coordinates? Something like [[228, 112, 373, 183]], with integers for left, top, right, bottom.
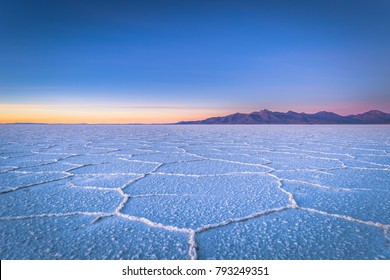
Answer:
[[0, 104, 231, 124], [1, 103, 388, 124]]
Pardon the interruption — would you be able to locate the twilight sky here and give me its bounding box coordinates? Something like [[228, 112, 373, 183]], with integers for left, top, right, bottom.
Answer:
[[1, 0, 389, 123]]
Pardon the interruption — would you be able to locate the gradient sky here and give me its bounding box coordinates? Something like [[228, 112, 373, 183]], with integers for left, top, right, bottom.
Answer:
[[1, 0, 389, 123]]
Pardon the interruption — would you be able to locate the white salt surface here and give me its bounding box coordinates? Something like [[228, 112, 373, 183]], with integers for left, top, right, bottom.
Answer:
[[0, 124, 389, 259]]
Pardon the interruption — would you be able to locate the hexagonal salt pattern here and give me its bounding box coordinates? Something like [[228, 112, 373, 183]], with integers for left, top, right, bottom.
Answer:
[[0, 124, 389, 259]]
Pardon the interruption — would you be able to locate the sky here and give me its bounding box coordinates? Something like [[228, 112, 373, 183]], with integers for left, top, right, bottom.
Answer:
[[0, 0, 389, 123]]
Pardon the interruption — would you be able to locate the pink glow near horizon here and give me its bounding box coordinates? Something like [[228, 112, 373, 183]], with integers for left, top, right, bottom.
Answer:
[[0, 101, 388, 124]]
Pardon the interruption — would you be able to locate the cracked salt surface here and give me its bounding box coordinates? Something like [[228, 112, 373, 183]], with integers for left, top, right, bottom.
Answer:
[[197, 209, 390, 260], [122, 174, 288, 228], [0, 124, 389, 259]]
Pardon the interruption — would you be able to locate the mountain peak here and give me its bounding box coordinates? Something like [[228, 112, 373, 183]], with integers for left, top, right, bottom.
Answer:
[[315, 111, 338, 115], [259, 109, 271, 113], [364, 110, 385, 115]]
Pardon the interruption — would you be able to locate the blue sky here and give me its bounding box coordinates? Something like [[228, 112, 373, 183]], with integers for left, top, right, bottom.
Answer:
[[0, 0, 389, 123]]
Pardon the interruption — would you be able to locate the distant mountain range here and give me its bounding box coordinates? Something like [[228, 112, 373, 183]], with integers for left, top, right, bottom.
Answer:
[[177, 109, 390, 124]]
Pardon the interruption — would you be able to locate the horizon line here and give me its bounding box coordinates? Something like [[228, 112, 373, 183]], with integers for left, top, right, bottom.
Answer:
[[1, 109, 388, 125]]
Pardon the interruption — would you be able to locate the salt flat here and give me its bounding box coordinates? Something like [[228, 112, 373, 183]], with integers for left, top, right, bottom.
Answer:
[[0, 124, 389, 259]]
